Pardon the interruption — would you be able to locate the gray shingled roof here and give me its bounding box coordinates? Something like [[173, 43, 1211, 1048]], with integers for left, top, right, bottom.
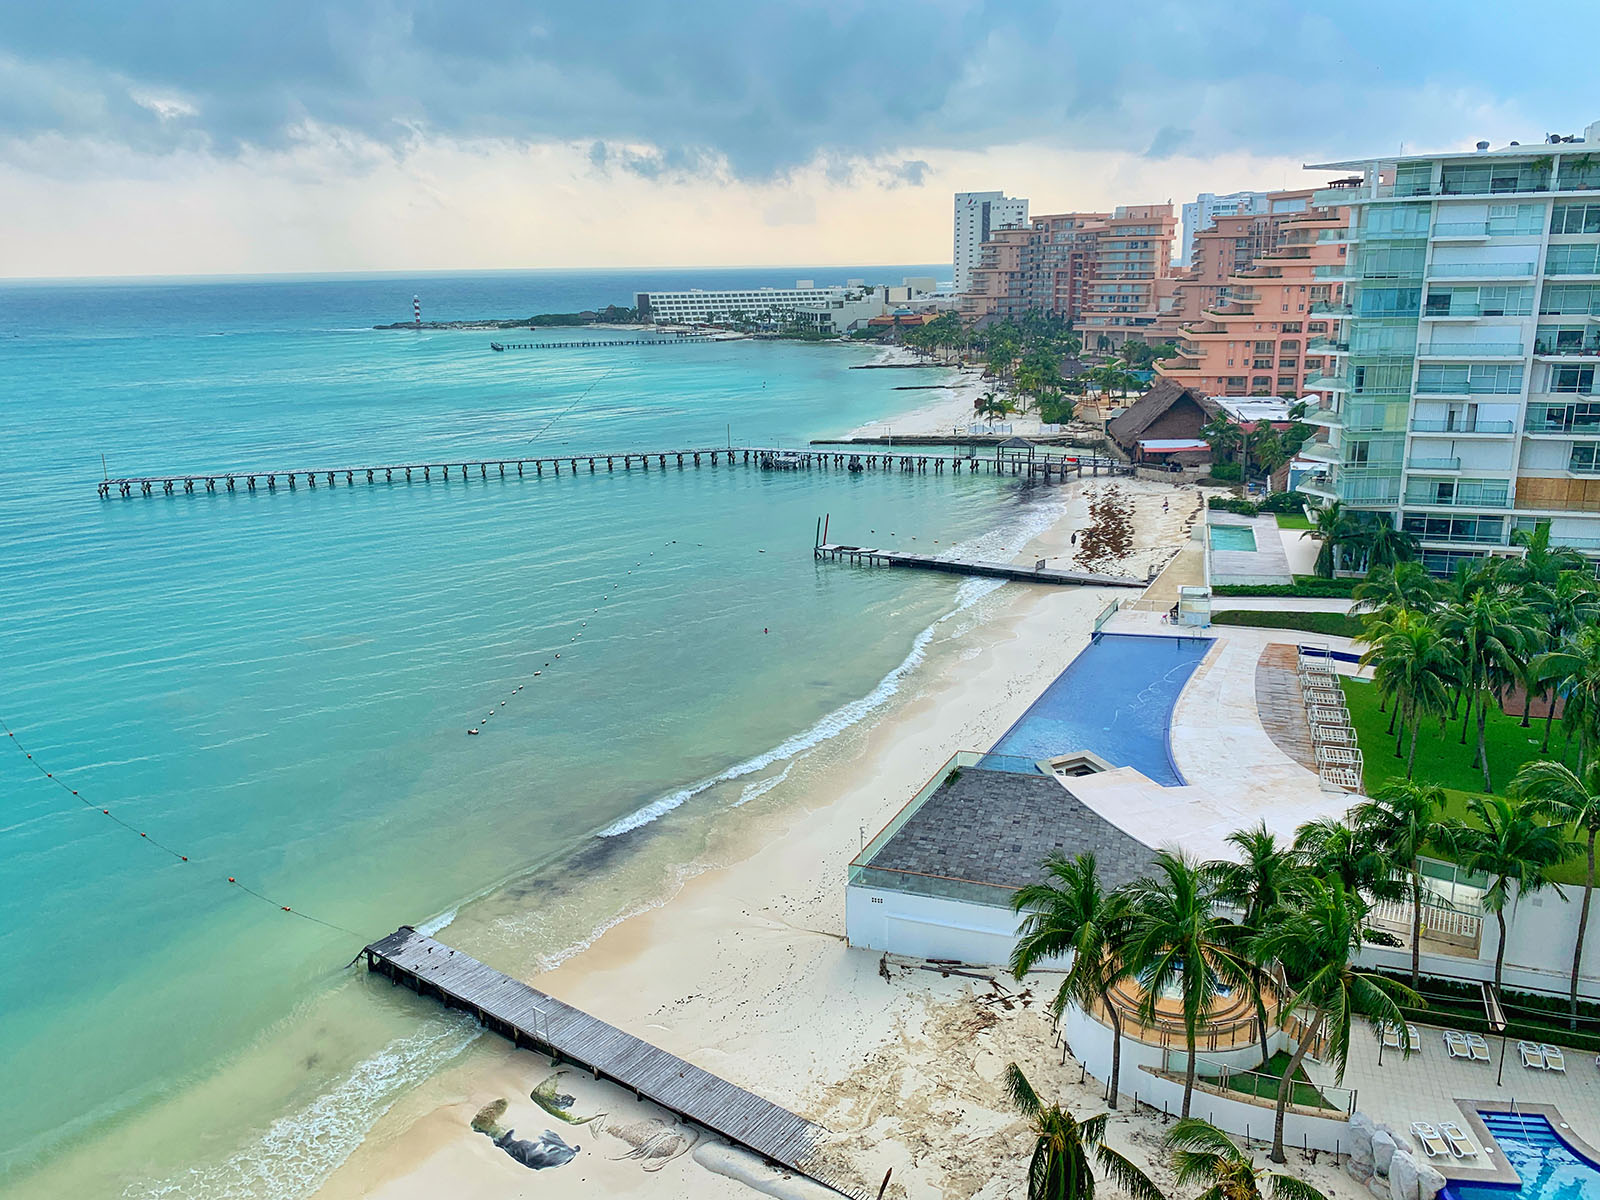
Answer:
[[864, 767, 1157, 891]]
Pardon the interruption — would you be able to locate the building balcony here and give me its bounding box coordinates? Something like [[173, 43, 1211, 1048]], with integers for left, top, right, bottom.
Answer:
[[1304, 372, 1347, 392], [1426, 262, 1538, 280], [1407, 456, 1463, 471], [1308, 337, 1349, 354], [1299, 441, 1340, 464], [1310, 302, 1353, 318], [1417, 342, 1526, 358], [1534, 342, 1600, 358], [1410, 418, 1516, 435], [1430, 221, 1546, 239], [1404, 487, 1511, 509], [1422, 302, 1535, 320]]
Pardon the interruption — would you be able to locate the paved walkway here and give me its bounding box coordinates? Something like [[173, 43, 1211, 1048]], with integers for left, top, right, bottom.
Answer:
[[1256, 643, 1317, 772]]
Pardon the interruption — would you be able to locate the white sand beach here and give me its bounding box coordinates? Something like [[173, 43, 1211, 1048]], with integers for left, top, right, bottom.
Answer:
[[312, 480, 1220, 1200]]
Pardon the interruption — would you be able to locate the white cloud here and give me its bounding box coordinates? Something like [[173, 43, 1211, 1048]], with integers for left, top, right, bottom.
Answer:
[[130, 91, 198, 122]]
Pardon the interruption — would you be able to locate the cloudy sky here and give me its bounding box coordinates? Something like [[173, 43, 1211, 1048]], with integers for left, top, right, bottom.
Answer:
[[1, 1, 1593, 278]]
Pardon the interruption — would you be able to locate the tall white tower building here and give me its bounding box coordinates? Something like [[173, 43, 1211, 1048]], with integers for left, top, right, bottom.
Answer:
[[954, 191, 1029, 292]]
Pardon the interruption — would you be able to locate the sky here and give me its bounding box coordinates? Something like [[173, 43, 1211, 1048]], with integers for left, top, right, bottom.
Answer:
[[1, 1, 1596, 279]]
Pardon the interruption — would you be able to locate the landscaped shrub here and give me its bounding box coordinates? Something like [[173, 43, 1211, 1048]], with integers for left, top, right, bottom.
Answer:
[[1207, 496, 1260, 516], [1211, 577, 1359, 598], [1258, 490, 1310, 514], [1208, 462, 1243, 482], [1211, 610, 1363, 638]]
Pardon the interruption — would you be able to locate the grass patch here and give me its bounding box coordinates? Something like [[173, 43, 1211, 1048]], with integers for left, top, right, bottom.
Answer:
[[1339, 676, 1590, 885], [1219, 1051, 1337, 1110], [1212, 610, 1362, 638], [1212, 576, 1358, 598], [1276, 513, 1313, 530]]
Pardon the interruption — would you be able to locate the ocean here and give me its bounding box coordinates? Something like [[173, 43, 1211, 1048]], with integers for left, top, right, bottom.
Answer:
[[0, 268, 1066, 1197]]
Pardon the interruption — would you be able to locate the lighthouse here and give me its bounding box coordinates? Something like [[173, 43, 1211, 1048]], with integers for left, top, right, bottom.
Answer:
[[413, 295, 421, 327]]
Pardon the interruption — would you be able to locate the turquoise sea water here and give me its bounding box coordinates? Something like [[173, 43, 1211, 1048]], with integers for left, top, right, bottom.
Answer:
[[0, 269, 1064, 1196]]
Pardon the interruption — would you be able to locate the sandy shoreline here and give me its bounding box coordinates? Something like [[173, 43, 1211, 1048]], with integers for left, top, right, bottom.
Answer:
[[311, 479, 1206, 1200]]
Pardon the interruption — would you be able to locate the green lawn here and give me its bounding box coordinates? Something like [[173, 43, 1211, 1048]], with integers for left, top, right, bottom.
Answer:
[[1220, 1051, 1337, 1110], [1212, 610, 1362, 638], [1339, 676, 1589, 885], [1276, 512, 1313, 530]]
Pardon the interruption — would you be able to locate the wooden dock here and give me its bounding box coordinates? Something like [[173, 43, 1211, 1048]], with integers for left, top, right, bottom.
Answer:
[[491, 336, 716, 350], [814, 543, 1146, 588], [97, 445, 1132, 498], [363, 927, 862, 1198]]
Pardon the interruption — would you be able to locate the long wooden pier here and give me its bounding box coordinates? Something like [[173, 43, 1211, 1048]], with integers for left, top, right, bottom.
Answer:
[[363, 927, 862, 1198], [814, 543, 1146, 588], [492, 336, 717, 350], [97, 445, 1132, 498]]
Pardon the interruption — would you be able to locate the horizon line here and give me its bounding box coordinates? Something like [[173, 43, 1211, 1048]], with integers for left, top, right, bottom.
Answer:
[[0, 262, 955, 287]]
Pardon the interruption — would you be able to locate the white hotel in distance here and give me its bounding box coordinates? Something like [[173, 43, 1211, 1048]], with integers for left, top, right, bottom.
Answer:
[[1303, 121, 1600, 573]]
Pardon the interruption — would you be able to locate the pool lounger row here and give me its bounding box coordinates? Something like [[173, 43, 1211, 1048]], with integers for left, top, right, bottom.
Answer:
[[1298, 645, 1361, 792], [1444, 1030, 1491, 1061], [1411, 1121, 1478, 1160], [1520, 1040, 1567, 1071]]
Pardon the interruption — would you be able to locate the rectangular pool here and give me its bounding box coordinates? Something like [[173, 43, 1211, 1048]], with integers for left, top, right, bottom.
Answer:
[[1210, 524, 1258, 552], [984, 633, 1212, 786], [1445, 1113, 1600, 1200]]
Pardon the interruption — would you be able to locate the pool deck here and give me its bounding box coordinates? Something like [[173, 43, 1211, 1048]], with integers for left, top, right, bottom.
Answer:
[[1069, 614, 1363, 861], [1321, 1021, 1600, 1181], [1208, 514, 1293, 587]]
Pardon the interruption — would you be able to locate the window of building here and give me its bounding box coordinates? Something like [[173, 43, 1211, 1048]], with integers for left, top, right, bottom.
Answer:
[[1277, 376, 1296, 388], [1553, 203, 1600, 235], [1252, 376, 1272, 389], [1552, 365, 1597, 393], [1572, 444, 1600, 472], [1305, 357, 1324, 370], [1282, 322, 1302, 333]]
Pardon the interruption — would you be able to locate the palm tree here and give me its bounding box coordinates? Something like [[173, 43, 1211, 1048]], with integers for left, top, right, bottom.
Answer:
[[1353, 781, 1451, 986], [1506, 520, 1587, 589], [1343, 517, 1419, 572], [1201, 416, 1243, 468], [1125, 850, 1255, 1119], [1293, 816, 1391, 897], [1011, 854, 1135, 1108], [1207, 825, 1304, 1069], [1358, 612, 1458, 777], [1510, 760, 1600, 1025], [1308, 502, 1358, 578], [1164, 1118, 1329, 1200], [1002, 1064, 1165, 1200], [1439, 586, 1535, 791], [1351, 562, 1441, 621], [1534, 625, 1600, 769], [1252, 879, 1418, 1163], [1530, 575, 1600, 750], [1439, 794, 1575, 991]]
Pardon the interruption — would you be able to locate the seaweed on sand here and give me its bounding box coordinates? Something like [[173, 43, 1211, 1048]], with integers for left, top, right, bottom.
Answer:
[[531, 1070, 606, 1125]]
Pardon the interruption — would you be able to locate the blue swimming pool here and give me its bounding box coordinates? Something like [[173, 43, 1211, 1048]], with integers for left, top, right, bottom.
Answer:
[[1444, 1113, 1600, 1200], [984, 633, 1212, 786], [1210, 524, 1259, 552]]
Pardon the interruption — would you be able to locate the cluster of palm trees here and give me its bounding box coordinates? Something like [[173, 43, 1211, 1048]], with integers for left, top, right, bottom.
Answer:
[[1003, 1064, 1326, 1200], [1202, 412, 1315, 485], [1010, 814, 1425, 1169], [1353, 528, 1600, 791]]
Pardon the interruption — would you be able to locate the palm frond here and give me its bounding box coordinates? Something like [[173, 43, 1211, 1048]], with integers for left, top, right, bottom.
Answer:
[[1096, 1144, 1167, 1200], [1270, 1172, 1331, 1200], [1002, 1062, 1042, 1119]]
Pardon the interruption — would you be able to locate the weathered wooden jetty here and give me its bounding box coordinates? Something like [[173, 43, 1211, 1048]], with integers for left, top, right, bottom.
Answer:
[[491, 336, 716, 350], [814, 543, 1146, 588], [363, 927, 863, 1198], [97, 445, 1132, 498]]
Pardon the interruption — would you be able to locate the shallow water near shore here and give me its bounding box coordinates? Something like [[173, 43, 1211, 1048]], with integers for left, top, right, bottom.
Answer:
[[0, 269, 1075, 1198]]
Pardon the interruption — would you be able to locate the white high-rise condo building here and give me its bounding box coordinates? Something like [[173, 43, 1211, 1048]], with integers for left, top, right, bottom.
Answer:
[[953, 191, 1028, 292], [1302, 122, 1600, 574]]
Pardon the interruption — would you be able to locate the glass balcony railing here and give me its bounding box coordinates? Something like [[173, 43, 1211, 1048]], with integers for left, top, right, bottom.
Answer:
[[1570, 460, 1600, 475], [1407, 457, 1462, 471], [1418, 342, 1526, 357], [1404, 485, 1511, 508], [1403, 527, 1509, 546], [1427, 262, 1538, 278], [1409, 418, 1516, 434], [1431, 221, 1546, 238]]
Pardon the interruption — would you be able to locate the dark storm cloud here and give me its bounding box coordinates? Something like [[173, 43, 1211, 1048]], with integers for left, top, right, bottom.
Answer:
[[1, 0, 1595, 176]]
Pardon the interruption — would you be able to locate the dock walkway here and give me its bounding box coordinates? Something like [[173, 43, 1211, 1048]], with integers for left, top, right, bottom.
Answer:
[[814, 543, 1145, 588], [362, 927, 862, 1198], [97, 445, 1132, 498], [492, 337, 716, 350]]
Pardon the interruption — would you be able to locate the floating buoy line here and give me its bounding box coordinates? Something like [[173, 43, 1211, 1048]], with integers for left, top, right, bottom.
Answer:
[[1, 716, 362, 937]]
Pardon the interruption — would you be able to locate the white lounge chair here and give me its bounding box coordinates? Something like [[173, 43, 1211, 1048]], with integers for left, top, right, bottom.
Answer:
[[1444, 1030, 1473, 1059], [1466, 1033, 1491, 1063], [1383, 1022, 1404, 1050], [1542, 1044, 1566, 1072], [1440, 1122, 1479, 1159], [1411, 1122, 1450, 1159], [1519, 1040, 1547, 1069], [1406, 1023, 1422, 1052]]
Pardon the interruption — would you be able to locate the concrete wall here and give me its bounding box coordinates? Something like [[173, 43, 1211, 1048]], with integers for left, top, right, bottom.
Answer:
[[845, 883, 1063, 968], [1061, 1006, 1351, 1151]]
